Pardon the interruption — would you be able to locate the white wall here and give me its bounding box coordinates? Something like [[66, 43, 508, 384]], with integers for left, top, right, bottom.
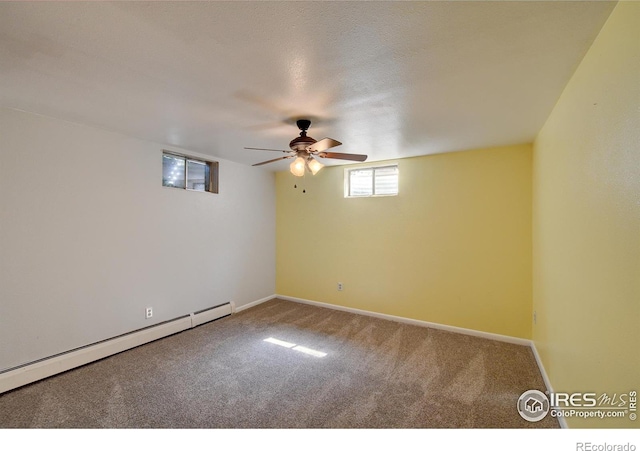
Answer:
[[0, 107, 275, 371]]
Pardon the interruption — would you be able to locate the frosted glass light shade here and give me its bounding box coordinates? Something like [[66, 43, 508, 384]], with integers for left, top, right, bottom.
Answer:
[[290, 157, 306, 177], [307, 158, 324, 175]]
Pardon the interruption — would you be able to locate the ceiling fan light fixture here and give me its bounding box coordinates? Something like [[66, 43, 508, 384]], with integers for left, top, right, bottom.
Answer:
[[307, 157, 324, 175], [290, 156, 306, 177], [245, 118, 367, 171]]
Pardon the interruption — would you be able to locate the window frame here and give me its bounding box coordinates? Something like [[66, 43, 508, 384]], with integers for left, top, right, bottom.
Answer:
[[162, 151, 219, 194], [344, 163, 399, 198]]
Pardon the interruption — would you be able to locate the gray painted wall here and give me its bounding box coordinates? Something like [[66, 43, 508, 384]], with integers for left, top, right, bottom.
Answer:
[[0, 107, 276, 371]]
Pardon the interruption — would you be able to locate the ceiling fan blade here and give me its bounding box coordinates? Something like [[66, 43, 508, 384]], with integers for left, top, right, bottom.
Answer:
[[307, 138, 342, 153], [252, 156, 294, 166], [317, 152, 368, 162], [244, 147, 291, 153]]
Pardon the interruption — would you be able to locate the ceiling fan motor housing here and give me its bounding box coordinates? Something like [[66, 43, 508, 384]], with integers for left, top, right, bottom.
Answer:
[[289, 134, 316, 152], [289, 118, 316, 151]]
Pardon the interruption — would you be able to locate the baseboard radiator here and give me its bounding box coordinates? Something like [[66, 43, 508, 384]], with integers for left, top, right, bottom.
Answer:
[[0, 303, 232, 395]]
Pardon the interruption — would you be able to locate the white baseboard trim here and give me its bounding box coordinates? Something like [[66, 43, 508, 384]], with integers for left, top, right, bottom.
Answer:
[[276, 294, 532, 346], [530, 342, 553, 395], [0, 300, 236, 395], [530, 342, 568, 429], [234, 294, 277, 313]]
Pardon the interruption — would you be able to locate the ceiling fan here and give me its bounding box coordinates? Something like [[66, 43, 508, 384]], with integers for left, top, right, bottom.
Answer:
[[245, 119, 367, 176]]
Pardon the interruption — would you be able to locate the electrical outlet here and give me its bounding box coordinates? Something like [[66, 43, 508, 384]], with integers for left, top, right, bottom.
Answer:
[[146, 307, 153, 319], [337, 282, 343, 291], [533, 310, 537, 325]]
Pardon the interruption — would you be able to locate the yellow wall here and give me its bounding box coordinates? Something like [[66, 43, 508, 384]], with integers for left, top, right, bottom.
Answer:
[[533, 2, 639, 428], [277, 144, 533, 338]]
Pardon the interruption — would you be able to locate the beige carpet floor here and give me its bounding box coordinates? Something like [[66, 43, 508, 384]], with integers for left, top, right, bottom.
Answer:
[[0, 298, 559, 428]]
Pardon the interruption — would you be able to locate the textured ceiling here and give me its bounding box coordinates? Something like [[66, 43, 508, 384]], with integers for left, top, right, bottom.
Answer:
[[0, 1, 615, 170]]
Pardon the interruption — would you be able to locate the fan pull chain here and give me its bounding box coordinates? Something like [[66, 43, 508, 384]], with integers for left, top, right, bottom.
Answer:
[[293, 180, 307, 193]]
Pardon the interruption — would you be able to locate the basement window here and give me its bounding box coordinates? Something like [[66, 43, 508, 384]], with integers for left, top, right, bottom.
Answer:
[[345, 164, 398, 197], [162, 152, 218, 193]]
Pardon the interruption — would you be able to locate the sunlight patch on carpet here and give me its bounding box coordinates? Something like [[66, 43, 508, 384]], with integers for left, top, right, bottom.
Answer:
[[264, 337, 327, 357]]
